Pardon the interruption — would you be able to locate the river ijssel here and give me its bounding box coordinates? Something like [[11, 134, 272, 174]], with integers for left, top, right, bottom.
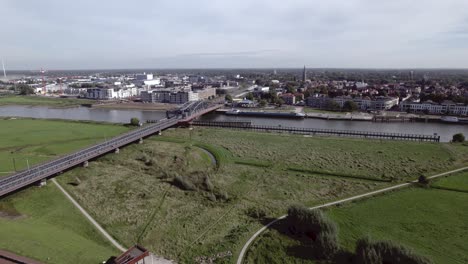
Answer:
[[0, 105, 466, 142]]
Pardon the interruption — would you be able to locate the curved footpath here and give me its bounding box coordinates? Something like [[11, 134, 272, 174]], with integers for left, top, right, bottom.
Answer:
[[236, 166, 468, 264]]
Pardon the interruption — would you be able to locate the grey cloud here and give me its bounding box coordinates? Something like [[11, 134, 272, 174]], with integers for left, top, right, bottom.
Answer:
[[1, 0, 468, 69]]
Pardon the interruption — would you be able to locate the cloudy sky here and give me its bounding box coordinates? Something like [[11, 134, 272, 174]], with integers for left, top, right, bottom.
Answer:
[[1, 0, 468, 69]]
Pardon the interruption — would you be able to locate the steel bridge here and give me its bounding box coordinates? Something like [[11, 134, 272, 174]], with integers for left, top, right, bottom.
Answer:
[[0, 101, 222, 198]]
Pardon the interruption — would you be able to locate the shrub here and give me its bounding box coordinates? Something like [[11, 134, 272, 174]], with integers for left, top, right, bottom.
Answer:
[[130, 117, 140, 126], [246, 207, 267, 219], [287, 205, 339, 259], [452, 133, 465, 143], [173, 175, 196, 191], [355, 237, 432, 264], [418, 175, 430, 186], [203, 176, 214, 192]]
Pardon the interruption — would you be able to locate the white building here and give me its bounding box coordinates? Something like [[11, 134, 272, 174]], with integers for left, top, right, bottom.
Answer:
[[400, 100, 468, 116], [85, 87, 138, 100], [140, 90, 198, 104]]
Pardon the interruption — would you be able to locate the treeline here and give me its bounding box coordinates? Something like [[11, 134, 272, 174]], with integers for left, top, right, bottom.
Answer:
[[286, 205, 432, 264]]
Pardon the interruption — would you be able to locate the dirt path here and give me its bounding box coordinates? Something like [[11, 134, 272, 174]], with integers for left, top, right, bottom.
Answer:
[[236, 166, 468, 264]]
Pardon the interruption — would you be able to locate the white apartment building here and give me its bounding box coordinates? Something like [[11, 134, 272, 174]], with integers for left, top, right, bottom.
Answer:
[[400, 100, 468, 116], [85, 87, 138, 100]]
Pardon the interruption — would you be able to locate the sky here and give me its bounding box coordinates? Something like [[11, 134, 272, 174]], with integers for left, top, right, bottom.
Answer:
[[1, 0, 468, 70]]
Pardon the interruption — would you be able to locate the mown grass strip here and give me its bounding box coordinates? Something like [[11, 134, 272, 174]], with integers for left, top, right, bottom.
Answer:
[[149, 136, 233, 167], [234, 159, 272, 168], [430, 186, 468, 194], [287, 167, 391, 182], [193, 142, 233, 168]]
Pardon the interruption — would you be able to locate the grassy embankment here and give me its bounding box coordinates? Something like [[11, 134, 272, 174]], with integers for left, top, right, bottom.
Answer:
[[56, 127, 468, 263], [0, 118, 130, 176], [0, 118, 131, 263], [0, 95, 94, 107], [245, 171, 468, 264], [0, 185, 119, 264]]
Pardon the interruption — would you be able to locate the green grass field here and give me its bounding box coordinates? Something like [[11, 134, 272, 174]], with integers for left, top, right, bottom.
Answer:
[[0, 95, 94, 107], [2, 123, 466, 263], [0, 185, 118, 263], [0, 118, 131, 262], [0, 118, 130, 176], [163, 128, 468, 182], [246, 173, 468, 264], [431, 171, 468, 192], [55, 127, 468, 263]]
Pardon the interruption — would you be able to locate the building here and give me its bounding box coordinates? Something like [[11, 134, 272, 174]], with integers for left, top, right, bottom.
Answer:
[[400, 100, 468, 116], [280, 93, 296, 105], [105, 245, 174, 264], [307, 95, 399, 111], [86, 87, 138, 100], [253, 86, 270, 94], [193, 87, 216, 100], [141, 90, 198, 104], [306, 94, 331, 108]]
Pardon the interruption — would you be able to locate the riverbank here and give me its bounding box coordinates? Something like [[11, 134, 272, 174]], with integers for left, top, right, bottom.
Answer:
[[0, 95, 178, 111], [0, 95, 94, 108]]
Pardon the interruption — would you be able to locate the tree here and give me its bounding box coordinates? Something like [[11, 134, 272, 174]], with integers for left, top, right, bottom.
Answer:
[[452, 133, 465, 143], [17, 84, 34, 95], [355, 237, 432, 264], [343, 100, 358, 112], [287, 205, 340, 259], [225, 94, 233, 103], [130, 117, 140, 126], [418, 175, 430, 187], [325, 100, 341, 111], [276, 98, 285, 107], [259, 99, 267, 107], [246, 92, 254, 101]]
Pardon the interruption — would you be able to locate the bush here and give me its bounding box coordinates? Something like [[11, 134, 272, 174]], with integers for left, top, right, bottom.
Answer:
[[343, 100, 358, 111], [287, 205, 339, 259], [173, 175, 196, 191], [452, 133, 465, 143], [246, 207, 267, 219], [17, 84, 35, 95], [202, 176, 214, 192], [130, 117, 140, 126], [418, 175, 430, 187], [355, 237, 432, 264]]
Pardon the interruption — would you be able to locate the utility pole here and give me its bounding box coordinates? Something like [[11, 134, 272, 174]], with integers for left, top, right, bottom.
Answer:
[[1, 58, 6, 79], [12, 158, 17, 172]]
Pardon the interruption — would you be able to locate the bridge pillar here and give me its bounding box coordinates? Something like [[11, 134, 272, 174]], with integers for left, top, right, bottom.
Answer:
[[157, 130, 162, 136], [83, 161, 89, 167], [36, 179, 47, 187], [115, 148, 120, 154], [139, 138, 143, 144]]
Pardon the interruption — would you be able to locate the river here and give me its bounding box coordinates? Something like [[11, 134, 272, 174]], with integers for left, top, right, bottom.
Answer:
[[0, 105, 467, 142]]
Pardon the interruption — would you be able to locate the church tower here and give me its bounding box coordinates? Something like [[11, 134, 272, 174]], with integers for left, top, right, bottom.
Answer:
[[302, 65, 307, 83]]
